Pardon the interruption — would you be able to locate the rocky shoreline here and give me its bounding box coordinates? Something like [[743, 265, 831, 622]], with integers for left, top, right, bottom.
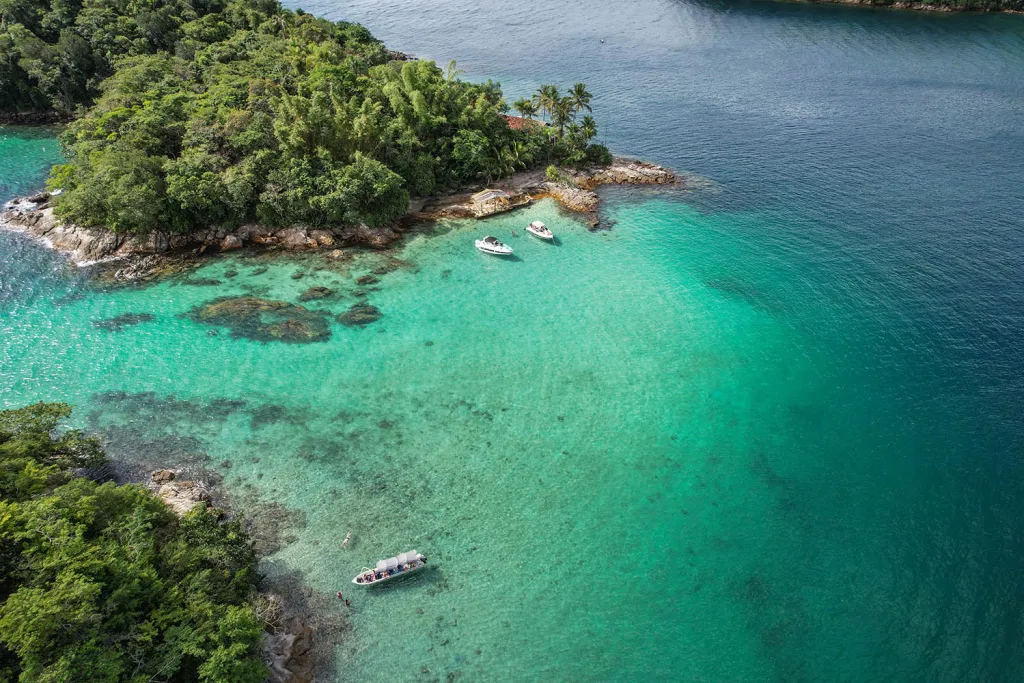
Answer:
[[0, 158, 681, 279], [145, 468, 322, 683], [415, 158, 682, 228]]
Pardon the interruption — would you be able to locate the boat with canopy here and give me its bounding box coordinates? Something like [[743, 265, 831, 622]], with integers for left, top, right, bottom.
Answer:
[[475, 235, 513, 256], [352, 550, 427, 586], [525, 220, 554, 241]]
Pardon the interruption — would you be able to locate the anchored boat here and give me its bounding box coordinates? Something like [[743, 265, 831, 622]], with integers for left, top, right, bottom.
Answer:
[[525, 220, 554, 241], [475, 235, 513, 256], [353, 550, 427, 586]]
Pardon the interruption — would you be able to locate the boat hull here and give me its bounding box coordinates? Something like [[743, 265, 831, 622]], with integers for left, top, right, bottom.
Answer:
[[526, 228, 553, 240], [352, 563, 427, 586], [475, 242, 513, 256]]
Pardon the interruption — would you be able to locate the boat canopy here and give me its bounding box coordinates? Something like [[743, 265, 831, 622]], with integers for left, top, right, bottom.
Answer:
[[375, 550, 421, 571]]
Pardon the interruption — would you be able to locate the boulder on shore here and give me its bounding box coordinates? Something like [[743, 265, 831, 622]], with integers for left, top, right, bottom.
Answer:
[[147, 470, 210, 516], [543, 184, 600, 212], [220, 234, 243, 251]]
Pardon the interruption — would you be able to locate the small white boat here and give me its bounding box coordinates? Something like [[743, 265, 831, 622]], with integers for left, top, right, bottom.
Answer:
[[475, 235, 513, 256], [352, 550, 427, 586], [525, 221, 553, 241]]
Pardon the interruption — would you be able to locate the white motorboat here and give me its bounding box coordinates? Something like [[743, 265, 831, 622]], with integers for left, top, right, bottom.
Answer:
[[525, 220, 553, 241], [352, 550, 428, 586], [475, 235, 513, 256]]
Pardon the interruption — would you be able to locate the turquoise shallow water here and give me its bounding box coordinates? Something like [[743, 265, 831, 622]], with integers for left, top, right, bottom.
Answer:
[[3, 1, 1024, 681]]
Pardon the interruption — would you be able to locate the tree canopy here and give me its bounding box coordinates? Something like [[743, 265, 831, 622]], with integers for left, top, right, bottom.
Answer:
[[0, 402, 266, 683], [3, 0, 610, 235], [0, 0, 606, 235]]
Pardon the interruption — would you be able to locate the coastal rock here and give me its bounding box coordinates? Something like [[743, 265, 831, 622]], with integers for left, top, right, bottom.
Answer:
[[105, 254, 198, 283], [154, 479, 210, 516], [579, 159, 678, 188], [188, 297, 331, 343], [151, 469, 177, 484], [278, 227, 315, 249], [263, 618, 315, 683], [220, 234, 243, 251], [336, 303, 382, 327], [309, 229, 335, 247], [543, 183, 600, 213], [335, 223, 400, 249], [298, 286, 334, 302], [236, 224, 271, 241]]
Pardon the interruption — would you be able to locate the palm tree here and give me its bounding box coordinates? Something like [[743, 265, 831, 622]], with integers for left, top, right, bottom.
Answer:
[[580, 115, 598, 142], [534, 85, 560, 122], [568, 82, 592, 117], [445, 59, 465, 82], [551, 98, 573, 138], [513, 98, 537, 119]]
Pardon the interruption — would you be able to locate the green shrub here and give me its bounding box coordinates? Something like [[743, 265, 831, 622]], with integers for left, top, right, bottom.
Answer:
[[0, 403, 267, 683]]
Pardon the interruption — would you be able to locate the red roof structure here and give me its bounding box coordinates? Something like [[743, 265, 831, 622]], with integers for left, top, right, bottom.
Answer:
[[501, 115, 547, 131]]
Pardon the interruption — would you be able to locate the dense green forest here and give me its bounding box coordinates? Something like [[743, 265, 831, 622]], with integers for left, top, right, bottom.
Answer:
[[0, 402, 267, 682], [779, 0, 1022, 10], [1, 0, 609, 235]]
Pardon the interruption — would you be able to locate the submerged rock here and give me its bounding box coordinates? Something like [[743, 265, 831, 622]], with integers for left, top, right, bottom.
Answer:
[[326, 249, 350, 261], [298, 286, 334, 302], [336, 303, 382, 327], [355, 274, 379, 286], [188, 297, 331, 343], [93, 312, 156, 332]]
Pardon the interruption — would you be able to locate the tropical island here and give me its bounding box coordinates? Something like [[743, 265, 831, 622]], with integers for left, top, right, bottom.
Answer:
[[766, 0, 1021, 11], [0, 0, 680, 273]]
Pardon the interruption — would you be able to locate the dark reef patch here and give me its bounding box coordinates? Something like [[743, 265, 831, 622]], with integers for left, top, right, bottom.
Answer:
[[92, 312, 156, 332], [234, 498, 308, 556], [705, 277, 787, 313], [250, 403, 305, 430], [93, 390, 246, 426], [298, 286, 335, 302], [187, 296, 331, 343], [337, 303, 382, 327]]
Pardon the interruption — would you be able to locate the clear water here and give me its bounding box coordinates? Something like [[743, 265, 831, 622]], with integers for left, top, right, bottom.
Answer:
[[3, 1, 1024, 681]]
